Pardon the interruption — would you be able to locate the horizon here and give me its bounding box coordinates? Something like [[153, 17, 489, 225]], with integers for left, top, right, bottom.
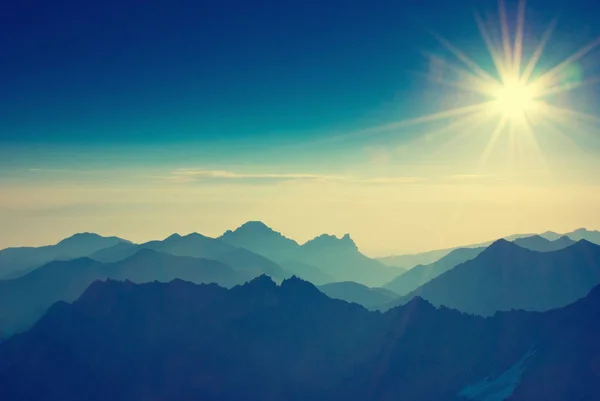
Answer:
[[2, 0, 600, 255], [4, 221, 598, 258]]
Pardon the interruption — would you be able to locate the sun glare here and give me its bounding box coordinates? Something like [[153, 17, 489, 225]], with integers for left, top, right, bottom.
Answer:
[[362, 0, 600, 167], [493, 78, 537, 118]]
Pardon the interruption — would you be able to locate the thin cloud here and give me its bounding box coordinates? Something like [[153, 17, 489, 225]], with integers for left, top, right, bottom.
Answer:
[[163, 169, 420, 185]]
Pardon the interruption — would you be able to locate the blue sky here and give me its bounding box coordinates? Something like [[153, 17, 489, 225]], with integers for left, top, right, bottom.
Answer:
[[2, 0, 600, 253]]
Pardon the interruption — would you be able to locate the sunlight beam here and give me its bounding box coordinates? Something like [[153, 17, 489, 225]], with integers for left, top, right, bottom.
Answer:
[[513, 0, 527, 75]]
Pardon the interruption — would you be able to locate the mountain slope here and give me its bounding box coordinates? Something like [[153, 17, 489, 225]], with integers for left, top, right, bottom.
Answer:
[[91, 232, 288, 280], [0, 233, 130, 279], [0, 250, 254, 337], [294, 234, 399, 287], [318, 281, 397, 309], [395, 239, 600, 315], [2, 277, 600, 400], [220, 222, 394, 286], [383, 247, 484, 296]]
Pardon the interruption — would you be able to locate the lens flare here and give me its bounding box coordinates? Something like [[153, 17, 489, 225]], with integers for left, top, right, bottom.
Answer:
[[350, 0, 600, 169]]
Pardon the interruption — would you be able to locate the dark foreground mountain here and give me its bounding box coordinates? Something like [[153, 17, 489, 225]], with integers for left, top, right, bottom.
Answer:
[[2, 276, 600, 400], [390, 239, 600, 315], [383, 247, 484, 296], [0, 233, 130, 279], [318, 281, 397, 309], [90, 232, 288, 280], [0, 250, 254, 338]]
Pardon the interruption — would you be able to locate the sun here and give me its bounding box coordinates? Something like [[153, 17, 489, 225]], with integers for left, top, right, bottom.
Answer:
[[492, 78, 538, 119]]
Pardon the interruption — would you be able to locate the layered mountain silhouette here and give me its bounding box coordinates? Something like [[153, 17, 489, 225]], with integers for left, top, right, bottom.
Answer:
[[377, 228, 600, 269], [220, 221, 300, 261], [2, 276, 600, 400], [389, 239, 600, 315], [90, 232, 288, 280], [513, 235, 575, 252], [318, 281, 397, 309], [0, 233, 129, 279], [0, 250, 255, 337], [383, 247, 484, 296], [220, 222, 400, 286]]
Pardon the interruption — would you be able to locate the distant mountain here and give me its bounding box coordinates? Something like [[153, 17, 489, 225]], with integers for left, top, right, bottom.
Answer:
[[0, 250, 254, 337], [318, 281, 397, 309], [377, 248, 456, 269], [278, 260, 335, 285], [378, 228, 600, 270], [91, 232, 288, 280], [219, 221, 300, 261], [391, 239, 600, 315], [2, 276, 600, 400], [565, 227, 600, 244], [383, 247, 484, 296], [0, 233, 130, 279], [513, 235, 575, 252], [295, 234, 400, 287]]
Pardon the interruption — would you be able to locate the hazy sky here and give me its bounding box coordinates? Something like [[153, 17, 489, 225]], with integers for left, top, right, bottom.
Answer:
[[2, 0, 600, 255]]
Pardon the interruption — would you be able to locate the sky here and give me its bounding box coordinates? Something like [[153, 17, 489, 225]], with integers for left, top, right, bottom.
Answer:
[[2, 0, 600, 255]]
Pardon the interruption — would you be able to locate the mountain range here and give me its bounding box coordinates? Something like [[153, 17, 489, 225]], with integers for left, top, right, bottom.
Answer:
[[2, 275, 600, 400], [0, 233, 129, 279], [386, 239, 600, 315], [0, 250, 255, 338], [377, 228, 600, 269], [220, 221, 402, 286]]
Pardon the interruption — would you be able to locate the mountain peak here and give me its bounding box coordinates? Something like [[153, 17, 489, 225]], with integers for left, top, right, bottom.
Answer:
[[482, 238, 524, 256], [164, 233, 182, 241], [303, 233, 358, 251], [223, 221, 281, 237]]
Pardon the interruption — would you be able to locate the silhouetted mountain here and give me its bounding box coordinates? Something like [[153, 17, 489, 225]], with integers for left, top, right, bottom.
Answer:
[[91, 232, 288, 280], [377, 248, 456, 269], [0, 233, 130, 279], [513, 235, 575, 252], [0, 277, 386, 401], [383, 247, 484, 296], [392, 239, 600, 315], [565, 227, 600, 244], [279, 260, 335, 285], [219, 221, 300, 261], [221, 222, 395, 286], [3, 277, 600, 400], [378, 228, 600, 270], [294, 234, 400, 287], [318, 281, 397, 309], [0, 250, 254, 337]]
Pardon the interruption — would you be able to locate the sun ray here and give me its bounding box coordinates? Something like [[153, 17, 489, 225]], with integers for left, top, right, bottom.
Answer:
[[428, 28, 500, 85], [536, 102, 600, 126], [419, 50, 499, 94], [521, 19, 557, 83], [409, 68, 496, 97], [513, 0, 526, 75], [480, 116, 508, 166], [536, 77, 600, 97], [361, 102, 494, 134], [530, 36, 600, 90], [499, 0, 513, 74], [475, 12, 509, 82]]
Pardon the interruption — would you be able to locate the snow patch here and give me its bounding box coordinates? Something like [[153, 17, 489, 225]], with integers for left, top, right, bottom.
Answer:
[[458, 347, 536, 401]]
